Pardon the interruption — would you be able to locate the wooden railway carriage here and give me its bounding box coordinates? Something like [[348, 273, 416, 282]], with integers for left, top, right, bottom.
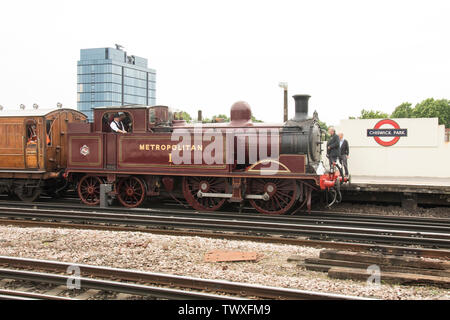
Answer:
[[66, 96, 343, 214], [0, 108, 87, 201]]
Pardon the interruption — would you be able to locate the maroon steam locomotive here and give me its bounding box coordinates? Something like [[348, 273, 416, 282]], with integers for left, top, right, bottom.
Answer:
[[65, 95, 344, 214]]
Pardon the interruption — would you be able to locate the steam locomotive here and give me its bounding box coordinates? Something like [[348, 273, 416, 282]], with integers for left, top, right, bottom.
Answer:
[[65, 94, 344, 214], [0, 95, 344, 214]]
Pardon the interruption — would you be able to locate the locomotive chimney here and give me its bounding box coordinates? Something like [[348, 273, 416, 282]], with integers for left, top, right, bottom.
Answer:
[[292, 94, 311, 121]]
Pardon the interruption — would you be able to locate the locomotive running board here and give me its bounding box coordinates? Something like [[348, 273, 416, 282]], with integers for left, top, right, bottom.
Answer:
[[197, 191, 270, 201]]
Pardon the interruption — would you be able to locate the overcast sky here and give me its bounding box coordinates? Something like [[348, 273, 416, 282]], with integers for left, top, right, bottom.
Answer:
[[0, 0, 449, 125]]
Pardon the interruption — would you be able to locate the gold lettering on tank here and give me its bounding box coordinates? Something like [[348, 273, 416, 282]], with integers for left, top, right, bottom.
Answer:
[[138, 144, 203, 151]]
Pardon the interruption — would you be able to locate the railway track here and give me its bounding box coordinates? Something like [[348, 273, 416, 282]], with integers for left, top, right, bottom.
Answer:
[[1, 196, 449, 229], [2, 197, 449, 225], [0, 203, 448, 260], [0, 202, 449, 248], [0, 256, 367, 300], [1, 199, 449, 228]]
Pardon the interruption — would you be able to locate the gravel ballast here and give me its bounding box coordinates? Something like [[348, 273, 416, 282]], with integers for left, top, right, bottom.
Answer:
[[0, 225, 448, 300]]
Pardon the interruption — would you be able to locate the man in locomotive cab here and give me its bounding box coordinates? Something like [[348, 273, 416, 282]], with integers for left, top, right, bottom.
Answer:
[[326, 127, 340, 172], [119, 112, 132, 132], [110, 113, 127, 134]]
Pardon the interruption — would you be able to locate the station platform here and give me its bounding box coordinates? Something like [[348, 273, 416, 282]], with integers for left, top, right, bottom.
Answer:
[[341, 175, 450, 207], [343, 175, 450, 194]]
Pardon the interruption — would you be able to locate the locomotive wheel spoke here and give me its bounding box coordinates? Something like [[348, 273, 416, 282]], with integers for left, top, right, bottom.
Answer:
[[183, 176, 228, 211], [77, 175, 102, 206], [275, 194, 289, 206], [116, 176, 146, 208], [248, 178, 297, 215]]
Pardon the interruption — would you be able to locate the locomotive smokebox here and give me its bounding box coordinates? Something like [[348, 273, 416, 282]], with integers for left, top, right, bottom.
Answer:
[[292, 94, 311, 121], [282, 93, 322, 166]]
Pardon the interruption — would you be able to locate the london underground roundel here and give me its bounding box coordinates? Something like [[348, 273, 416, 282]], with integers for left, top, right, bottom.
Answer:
[[367, 119, 407, 147]]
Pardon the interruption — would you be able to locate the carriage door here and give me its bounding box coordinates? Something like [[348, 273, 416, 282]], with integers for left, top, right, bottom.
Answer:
[[25, 120, 39, 169]]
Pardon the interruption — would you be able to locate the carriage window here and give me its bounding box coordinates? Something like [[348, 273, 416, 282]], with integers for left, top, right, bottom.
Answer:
[[26, 121, 38, 145], [102, 112, 133, 133], [46, 120, 53, 146]]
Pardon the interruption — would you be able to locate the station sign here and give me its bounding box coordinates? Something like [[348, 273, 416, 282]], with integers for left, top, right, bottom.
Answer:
[[367, 119, 407, 147]]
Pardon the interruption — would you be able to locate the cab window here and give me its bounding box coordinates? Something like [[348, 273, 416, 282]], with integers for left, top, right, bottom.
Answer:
[[102, 112, 133, 133]]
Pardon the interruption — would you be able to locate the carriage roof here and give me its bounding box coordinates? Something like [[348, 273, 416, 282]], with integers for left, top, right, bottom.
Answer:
[[0, 108, 85, 118]]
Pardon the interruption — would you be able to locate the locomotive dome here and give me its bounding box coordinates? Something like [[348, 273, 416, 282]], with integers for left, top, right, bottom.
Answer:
[[230, 101, 252, 125]]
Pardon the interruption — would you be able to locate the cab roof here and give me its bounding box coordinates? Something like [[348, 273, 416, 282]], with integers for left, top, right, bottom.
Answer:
[[93, 105, 149, 110]]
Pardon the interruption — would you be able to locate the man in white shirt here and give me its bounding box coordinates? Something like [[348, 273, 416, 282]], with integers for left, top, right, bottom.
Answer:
[[110, 113, 127, 134]]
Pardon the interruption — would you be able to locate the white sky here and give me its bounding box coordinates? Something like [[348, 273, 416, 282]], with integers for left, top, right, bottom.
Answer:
[[0, 0, 449, 126]]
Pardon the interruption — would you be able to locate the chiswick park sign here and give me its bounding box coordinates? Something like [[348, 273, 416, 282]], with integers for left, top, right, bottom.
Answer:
[[367, 119, 408, 147]]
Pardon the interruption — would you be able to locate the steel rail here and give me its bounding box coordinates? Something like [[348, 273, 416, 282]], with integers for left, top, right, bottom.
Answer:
[[1, 206, 449, 237], [0, 206, 449, 237], [0, 294, 38, 300], [0, 268, 241, 300], [0, 256, 370, 300], [0, 289, 73, 300], [0, 200, 449, 227]]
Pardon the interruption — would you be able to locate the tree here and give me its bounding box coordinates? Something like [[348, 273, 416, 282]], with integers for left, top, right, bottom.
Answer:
[[391, 102, 413, 118], [178, 111, 192, 122], [351, 98, 449, 127], [202, 114, 263, 123], [358, 109, 390, 119], [317, 120, 331, 140], [251, 115, 263, 123], [211, 114, 230, 122], [413, 98, 450, 127]]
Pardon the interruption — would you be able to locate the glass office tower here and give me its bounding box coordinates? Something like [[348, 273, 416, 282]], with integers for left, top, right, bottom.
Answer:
[[77, 47, 156, 120]]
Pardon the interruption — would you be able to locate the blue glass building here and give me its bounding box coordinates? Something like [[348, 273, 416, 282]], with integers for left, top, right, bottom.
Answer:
[[77, 46, 156, 120]]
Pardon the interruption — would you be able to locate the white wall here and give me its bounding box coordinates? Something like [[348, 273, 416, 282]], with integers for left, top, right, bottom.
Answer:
[[327, 118, 450, 186]]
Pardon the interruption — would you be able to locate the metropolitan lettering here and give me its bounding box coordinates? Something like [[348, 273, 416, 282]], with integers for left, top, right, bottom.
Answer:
[[139, 144, 203, 152]]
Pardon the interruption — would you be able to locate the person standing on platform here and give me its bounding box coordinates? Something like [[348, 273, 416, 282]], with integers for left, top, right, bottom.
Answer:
[[338, 133, 349, 177], [327, 127, 340, 172]]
